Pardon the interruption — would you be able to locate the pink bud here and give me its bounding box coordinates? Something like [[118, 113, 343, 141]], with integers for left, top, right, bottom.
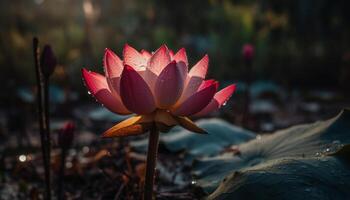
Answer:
[[41, 45, 57, 78], [58, 121, 75, 148], [242, 44, 254, 61]]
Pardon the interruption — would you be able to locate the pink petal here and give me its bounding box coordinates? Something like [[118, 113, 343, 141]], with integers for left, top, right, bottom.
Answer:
[[148, 45, 171, 75], [172, 80, 218, 116], [140, 49, 152, 59], [193, 84, 236, 117], [189, 54, 209, 79], [82, 68, 130, 115], [198, 79, 216, 91], [154, 61, 185, 108], [177, 76, 202, 103], [104, 48, 123, 94], [169, 50, 174, 58], [120, 65, 156, 114], [173, 48, 188, 66], [175, 55, 209, 104], [176, 60, 189, 81], [104, 48, 123, 77], [123, 44, 147, 69]]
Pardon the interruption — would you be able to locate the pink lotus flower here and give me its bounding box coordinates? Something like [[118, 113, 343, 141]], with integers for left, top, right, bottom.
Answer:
[[82, 44, 236, 137]]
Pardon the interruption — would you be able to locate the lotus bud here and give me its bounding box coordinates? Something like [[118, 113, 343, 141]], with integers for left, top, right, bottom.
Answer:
[[242, 44, 254, 62], [58, 121, 75, 149], [41, 45, 57, 78]]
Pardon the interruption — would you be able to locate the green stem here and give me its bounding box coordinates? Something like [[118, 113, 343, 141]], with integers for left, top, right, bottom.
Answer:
[[143, 124, 160, 200]]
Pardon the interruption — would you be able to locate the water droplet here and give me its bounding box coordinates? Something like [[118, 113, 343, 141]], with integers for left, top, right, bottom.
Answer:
[[191, 180, 197, 185], [315, 152, 321, 156], [325, 148, 331, 152], [87, 91, 91, 95], [18, 155, 27, 162], [223, 101, 227, 106]]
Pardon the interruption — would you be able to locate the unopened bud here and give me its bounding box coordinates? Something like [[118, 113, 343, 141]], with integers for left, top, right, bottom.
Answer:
[[242, 44, 254, 62], [58, 121, 75, 148], [41, 45, 57, 78]]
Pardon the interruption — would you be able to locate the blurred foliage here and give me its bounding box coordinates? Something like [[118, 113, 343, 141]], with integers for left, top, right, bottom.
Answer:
[[1, 0, 350, 102]]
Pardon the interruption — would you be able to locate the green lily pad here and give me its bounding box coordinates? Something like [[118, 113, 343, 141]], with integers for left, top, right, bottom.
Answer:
[[131, 118, 255, 160], [88, 107, 131, 122], [162, 118, 255, 157], [192, 109, 350, 197], [209, 154, 350, 200]]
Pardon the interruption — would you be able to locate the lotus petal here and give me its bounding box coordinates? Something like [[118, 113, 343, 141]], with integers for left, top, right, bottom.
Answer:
[[148, 45, 171, 75], [194, 84, 236, 117], [103, 48, 123, 94], [173, 48, 188, 66], [123, 44, 147, 70], [82, 68, 130, 114], [174, 116, 207, 134], [154, 61, 185, 108], [102, 115, 153, 137], [120, 65, 156, 114], [140, 49, 152, 59], [172, 80, 218, 116], [189, 54, 209, 79]]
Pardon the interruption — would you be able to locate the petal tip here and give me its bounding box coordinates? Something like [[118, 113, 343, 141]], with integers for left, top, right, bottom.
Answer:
[[104, 48, 113, 54], [159, 44, 169, 50]]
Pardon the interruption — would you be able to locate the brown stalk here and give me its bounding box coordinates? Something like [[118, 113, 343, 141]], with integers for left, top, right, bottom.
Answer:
[[143, 123, 160, 200], [33, 37, 51, 200]]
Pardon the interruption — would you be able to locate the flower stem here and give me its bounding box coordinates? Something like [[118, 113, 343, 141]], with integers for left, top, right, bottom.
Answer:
[[58, 147, 67, 200], [43, 78, 51, 191], [242, 58, 252, 127], [143, 123, 160, 200], [33, 37, 51, 200]]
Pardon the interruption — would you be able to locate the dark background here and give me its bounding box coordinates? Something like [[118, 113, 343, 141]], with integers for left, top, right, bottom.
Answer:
[[1, 0, 350, 130], [1, 1, 350, 199]]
